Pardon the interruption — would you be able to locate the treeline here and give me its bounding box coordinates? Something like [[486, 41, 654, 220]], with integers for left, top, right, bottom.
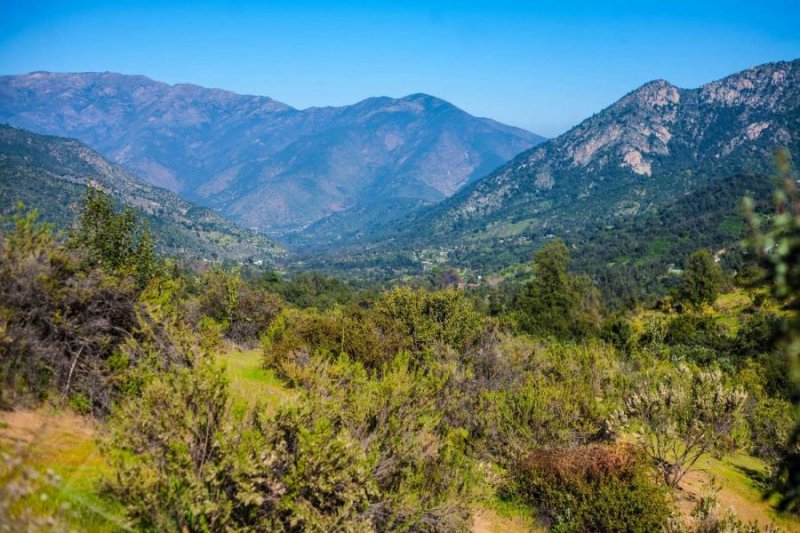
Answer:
[[1, 181, 799, 531]]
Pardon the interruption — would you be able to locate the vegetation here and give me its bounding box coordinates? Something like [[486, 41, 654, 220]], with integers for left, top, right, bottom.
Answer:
[[1, 166, 799, 532]]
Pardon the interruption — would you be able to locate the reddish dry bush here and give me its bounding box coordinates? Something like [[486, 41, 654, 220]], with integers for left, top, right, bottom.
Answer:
[[524, 443, 642, 485], [514, 443, 670, 532]]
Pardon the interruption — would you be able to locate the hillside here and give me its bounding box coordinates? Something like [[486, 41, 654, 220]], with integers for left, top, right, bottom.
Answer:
[[0, 124, 285, 264], [302, 59, 800, 290], [0, 73, 543, 235]]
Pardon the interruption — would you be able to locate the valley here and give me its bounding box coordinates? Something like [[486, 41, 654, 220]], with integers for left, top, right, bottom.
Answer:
[[1, 7, 799, 529]]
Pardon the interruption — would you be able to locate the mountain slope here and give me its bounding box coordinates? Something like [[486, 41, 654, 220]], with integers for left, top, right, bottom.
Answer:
[[421, 59, 798, 239], [301, 59, 799, 285], [0, 73, 543, 234], [0, 125, 285, 263]]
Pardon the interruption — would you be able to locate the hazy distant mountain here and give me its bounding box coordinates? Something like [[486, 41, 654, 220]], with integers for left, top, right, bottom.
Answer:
[[0, 73, 543, 234], [304, 59, 800, 283], [0, 125, 285, 264]]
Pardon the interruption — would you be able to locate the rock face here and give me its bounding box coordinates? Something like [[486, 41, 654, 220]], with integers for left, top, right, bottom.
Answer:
[[0, 125, 285, 263], [0, 73, 543, 234]]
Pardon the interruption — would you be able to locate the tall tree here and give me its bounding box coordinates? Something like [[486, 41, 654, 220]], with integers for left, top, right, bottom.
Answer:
[[512, 239, 602, 337], [680, 248, 723, 309], [69, 187, 155, 288]]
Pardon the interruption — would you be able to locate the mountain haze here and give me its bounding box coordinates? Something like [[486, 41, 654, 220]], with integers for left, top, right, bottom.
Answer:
[[0, 72, 543, 234], [0, 125, 285, 264]]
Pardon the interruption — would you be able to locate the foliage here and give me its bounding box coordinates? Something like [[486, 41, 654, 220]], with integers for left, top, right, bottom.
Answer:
[[104, 352, 233, 531], [480, 342, 616, 467], [293, 353, 476, 531], [511, 443, 670, 532], [262, 286, 485, 377], [68, 188, 156, 289], [190, 267, 281, 345], [680, 249, 725, 309], [746, 149, 800, 513], [273, 272, 357, 310], [511, 240, 601, 338], [0, 206, 141, 412], [106, 345, 476, 531], [622, 367, 746, 487]]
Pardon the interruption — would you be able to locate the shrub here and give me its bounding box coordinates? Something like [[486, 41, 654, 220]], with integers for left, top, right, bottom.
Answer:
[[231, 404, 377, 531], [104, 354, 233, 531], [512, 444, 670, 532], [622, 367, 746, 487], [193, 267, 281, 345], [0, 207, 149, 412], [262, 287, 487, 379], [733, 312, 782, 359]]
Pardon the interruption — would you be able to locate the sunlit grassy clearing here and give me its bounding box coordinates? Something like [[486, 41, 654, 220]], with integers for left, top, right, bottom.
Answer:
[[218, 347, 296, 412]]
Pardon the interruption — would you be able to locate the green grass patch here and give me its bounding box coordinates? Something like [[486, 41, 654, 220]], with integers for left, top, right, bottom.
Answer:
[[218, 348, 296, 413], [697, 452, 800, 531]]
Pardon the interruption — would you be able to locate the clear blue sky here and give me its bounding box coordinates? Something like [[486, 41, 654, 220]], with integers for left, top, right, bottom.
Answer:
[[1, 0, 799, 136]]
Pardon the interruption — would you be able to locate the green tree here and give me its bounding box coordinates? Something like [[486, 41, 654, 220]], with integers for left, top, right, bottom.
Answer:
[[69, 187, 156, 288], [680, 249, 723, 309], [513, 239, 600, 337]]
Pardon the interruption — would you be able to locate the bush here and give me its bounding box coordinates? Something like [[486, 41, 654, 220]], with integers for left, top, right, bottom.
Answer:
[[231, 404, 377, 531], [104, 354, 233, 531], [0, 207, 153, 413], [622, 367, 746, 487], [192, 267, 281, 345], [512, 444, 670, 532], [733, 312, 782, 359], [262, 286, 487, 379]]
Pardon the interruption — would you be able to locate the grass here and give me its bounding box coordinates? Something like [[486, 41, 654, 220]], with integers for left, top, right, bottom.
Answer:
[[695, 452, 800, 531], [218, 346, 295, 412], [0, 407, 129, 531], [472, 492, 545, 533]]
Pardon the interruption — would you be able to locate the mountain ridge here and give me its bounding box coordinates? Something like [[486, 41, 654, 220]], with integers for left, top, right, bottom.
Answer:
[[298, 58, 799, 285], [0, 124, 285, 264], [0, 72, 544, 234]]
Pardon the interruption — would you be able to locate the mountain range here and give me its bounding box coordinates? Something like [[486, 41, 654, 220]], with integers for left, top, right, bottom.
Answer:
[[298, 59, 800, 288], [0, 125, 285, 264], [1, 59, 798, 299], [0, 73, 543, 235]]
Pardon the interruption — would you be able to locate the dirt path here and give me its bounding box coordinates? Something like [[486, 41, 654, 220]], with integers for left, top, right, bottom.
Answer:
[[472, 508, 540, 533], [0, 407, 96, 446], [677, 464, 799, 532]]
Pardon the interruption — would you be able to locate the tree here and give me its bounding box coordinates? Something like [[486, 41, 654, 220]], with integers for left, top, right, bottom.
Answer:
[[622, 367, 746, 488], [680, 249, 723, 309], [69, 187, 156, 288], [513, 239, 601, 337]]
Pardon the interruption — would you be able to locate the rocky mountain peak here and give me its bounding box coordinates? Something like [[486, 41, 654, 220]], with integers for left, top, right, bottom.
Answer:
[[622, 79, 681, 108], [699, 58, 799, 110]]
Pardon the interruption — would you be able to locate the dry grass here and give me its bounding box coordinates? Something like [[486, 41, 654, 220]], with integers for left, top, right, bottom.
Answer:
[[0, 407, 129, 531]]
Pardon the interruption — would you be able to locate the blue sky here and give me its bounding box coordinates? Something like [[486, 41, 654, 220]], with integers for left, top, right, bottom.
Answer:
[[1, 1, 799, 136]]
